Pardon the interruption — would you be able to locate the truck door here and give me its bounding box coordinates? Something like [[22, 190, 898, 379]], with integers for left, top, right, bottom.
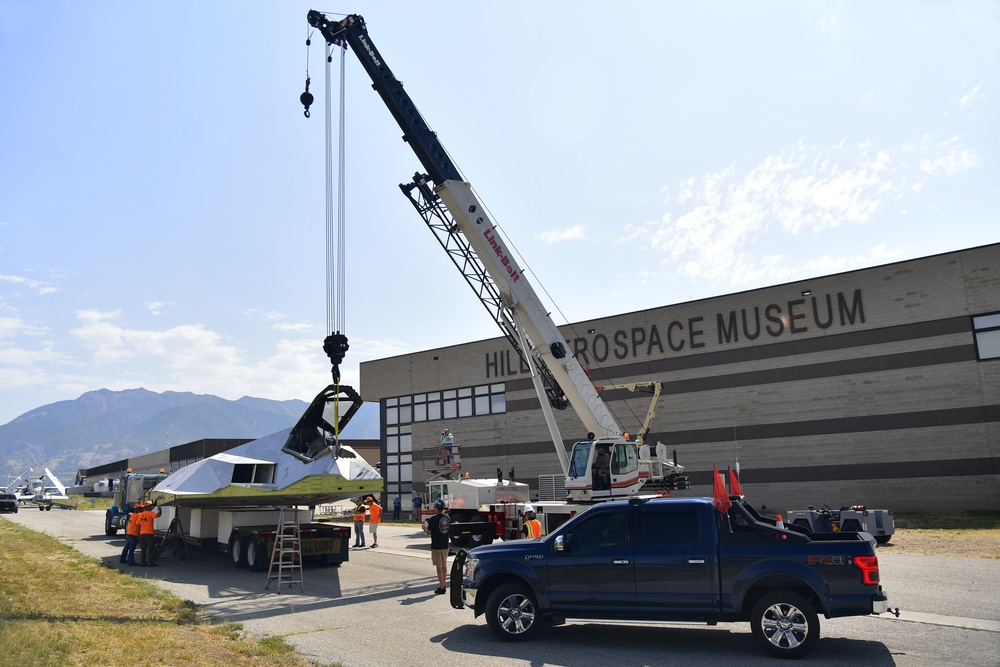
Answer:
[[545, 507, 635, 612], [633, 504, 718, 616]]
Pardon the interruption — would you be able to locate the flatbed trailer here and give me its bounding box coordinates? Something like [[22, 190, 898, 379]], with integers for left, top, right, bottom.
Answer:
[[153, 506, 352, 570]]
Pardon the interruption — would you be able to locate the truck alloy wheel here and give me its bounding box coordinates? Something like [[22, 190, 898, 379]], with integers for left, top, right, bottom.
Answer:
[[750, 591, 819, 658], [486, 583, 539, 641]]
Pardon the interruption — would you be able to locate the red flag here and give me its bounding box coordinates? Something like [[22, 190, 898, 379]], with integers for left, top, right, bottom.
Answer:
[[713, 465, 732, 513], [728, 466, 744, 497]]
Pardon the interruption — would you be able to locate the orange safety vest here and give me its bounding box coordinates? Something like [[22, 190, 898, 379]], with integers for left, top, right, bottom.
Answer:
[[137, 509, 157, 535], [126, 511, 142, 537], [523, 519, 542, 538], [353, 505, 366, 522]]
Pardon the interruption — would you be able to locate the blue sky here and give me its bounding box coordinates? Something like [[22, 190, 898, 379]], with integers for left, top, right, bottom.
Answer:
[[1, 1, 997, 427]]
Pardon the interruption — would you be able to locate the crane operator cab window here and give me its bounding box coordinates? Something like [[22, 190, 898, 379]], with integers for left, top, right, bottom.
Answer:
[[567, 441, 594, 479]]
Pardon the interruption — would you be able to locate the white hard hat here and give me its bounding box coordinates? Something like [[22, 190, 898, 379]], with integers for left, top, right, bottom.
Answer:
[[524, 504, 535, 513]]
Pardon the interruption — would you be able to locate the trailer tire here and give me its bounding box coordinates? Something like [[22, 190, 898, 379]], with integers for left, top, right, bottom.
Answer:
[[229, 534, 247, 568], [245, 537, 265, 572], [750, 591, 820, 659], [485, 582, 540, 642], [875, 535, 891, 545]]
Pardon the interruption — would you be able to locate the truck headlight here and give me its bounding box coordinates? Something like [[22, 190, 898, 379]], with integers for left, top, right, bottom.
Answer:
[[465, 556, 479, 579]]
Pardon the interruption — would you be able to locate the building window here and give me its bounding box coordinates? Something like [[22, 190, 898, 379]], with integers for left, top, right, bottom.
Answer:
[[973, 313, 1000, 360], [391, 383, 506, 425]]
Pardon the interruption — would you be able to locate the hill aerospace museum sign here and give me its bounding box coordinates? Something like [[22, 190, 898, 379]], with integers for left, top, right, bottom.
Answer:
[[486, 289, 865, 378]]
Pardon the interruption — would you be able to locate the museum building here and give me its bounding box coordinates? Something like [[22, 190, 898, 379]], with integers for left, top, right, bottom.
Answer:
[[360, 244, 1000, 512]]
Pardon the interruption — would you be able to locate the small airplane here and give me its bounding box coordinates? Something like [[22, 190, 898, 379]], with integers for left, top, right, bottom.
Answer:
[[3, 468, 71, 510]]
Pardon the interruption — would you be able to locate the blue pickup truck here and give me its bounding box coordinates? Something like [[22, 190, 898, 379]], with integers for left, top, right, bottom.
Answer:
[[450, 496, 890, 658]]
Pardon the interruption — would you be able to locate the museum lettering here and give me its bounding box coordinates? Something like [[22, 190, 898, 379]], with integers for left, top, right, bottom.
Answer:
[[485, 289, 865, 378]]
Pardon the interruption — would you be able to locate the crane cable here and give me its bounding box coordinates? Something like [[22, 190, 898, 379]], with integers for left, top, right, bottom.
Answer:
[[322, 40, 349, 437], [325, 41, 347, 339]]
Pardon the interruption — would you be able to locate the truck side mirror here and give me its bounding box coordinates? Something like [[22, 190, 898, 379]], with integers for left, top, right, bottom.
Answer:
[[554, 535, 565, 553]]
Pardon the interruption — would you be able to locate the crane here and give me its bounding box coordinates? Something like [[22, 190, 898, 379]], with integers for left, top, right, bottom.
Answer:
[[305, 12, 684, 499]]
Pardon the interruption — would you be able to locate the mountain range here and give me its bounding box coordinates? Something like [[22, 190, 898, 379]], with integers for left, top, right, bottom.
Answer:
[[0, 388, 379, 483]]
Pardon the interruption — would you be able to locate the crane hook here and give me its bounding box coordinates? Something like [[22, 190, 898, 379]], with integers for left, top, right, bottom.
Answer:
[[300, 77, 314, 118]]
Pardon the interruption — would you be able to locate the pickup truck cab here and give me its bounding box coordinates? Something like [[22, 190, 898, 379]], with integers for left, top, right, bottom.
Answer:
[[451, 496, 889, 658]]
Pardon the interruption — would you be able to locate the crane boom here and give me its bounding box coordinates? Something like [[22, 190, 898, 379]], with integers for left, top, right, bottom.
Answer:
[[307, 12, 622, 442], [306, 12, 694, 498]]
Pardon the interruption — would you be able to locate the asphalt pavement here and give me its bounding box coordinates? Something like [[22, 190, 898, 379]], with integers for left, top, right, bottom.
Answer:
[[3, 508, 998, 667]]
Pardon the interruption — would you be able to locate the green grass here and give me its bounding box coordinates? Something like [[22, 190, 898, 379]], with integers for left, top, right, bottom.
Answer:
[[0, 520, 343, 667]]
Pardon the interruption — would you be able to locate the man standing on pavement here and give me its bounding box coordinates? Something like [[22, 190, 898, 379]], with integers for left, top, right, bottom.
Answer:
[[119, 503, 142, 566], [367, 495, 382, 548], [137, 500, 161, 567], [425, 498, 450, 594], [392, 493, 401, 520], [352, 498, 367, 547], [412, 494, 422, 522]]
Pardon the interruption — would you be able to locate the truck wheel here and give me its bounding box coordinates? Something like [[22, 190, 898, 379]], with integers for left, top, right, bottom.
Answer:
[[750, 591, 819, 659], [486, 582, 540, 642], [105, 513, 118, 537], [468, 514, 494, 546], [449, 511, 472, 548], [875, 535, 891, 545], [229, 535, 247, 568], [245, 537, 265, 572]]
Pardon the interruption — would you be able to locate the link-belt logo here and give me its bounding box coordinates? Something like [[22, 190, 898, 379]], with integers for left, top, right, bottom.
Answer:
[[357, 35, 382, 68], [483, 228, 521, 283], [808, 555, 845, 565]]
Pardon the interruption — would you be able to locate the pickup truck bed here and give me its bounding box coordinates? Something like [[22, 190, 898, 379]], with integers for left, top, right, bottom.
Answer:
[[451, 496, 889, 659]]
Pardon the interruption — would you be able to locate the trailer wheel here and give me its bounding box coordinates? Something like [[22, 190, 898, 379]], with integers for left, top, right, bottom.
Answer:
[[750, 591, 820, 659], [875, 535, 892, 545], [245, 537, 265, 572], [229, 534, 248, 568], [485, 582, 540, 642]]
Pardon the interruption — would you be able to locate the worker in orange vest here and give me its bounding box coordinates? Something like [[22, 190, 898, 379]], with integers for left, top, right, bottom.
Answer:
[[119, 503, 143, 566], [520, 505, 542, 538], [367, 495, 382, 548], [137, 500, 161, 566]]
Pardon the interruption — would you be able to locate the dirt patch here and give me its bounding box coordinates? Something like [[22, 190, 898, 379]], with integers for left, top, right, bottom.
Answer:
[[878, 528, 1000, 559]]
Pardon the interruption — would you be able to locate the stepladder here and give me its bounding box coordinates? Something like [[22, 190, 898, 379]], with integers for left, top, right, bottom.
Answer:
[[265, 507, 304, 593]]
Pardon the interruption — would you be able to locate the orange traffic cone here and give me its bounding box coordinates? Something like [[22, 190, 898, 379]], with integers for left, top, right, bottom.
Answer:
[[775, 514, 785, 529]]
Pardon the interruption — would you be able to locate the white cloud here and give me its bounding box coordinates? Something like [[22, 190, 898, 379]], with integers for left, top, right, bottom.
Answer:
[[536, 225, 586, 244], [0, 273, 56, 295], [621, 130, 980, 289], [960, 83, 982, 107], [919, 148, 982, 175], [146, 301, 170, 315], [0, 316, 48, 339]]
